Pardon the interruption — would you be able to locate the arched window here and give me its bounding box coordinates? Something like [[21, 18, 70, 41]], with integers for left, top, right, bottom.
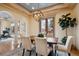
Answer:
[[0, 11, 16, 38]]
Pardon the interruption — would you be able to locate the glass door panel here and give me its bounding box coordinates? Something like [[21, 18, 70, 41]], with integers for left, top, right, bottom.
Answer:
[[40, 19, 46, 34], [47, 18, 54, 37]]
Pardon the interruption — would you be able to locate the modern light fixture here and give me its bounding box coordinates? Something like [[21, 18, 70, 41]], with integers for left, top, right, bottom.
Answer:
[[32, 3, 44, 21]]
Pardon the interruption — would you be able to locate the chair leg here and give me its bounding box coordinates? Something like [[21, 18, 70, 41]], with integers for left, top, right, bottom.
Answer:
[[29, 50, 32, 56], [36, 53, 38, 56], [22, 48, 25, 56], [68, 53, 71, 56], [55, 50, 58, 56]]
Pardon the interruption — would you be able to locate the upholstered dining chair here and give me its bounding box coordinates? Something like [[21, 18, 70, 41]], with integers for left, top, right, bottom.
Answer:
[[0, 40, 12, 55], [21, 37, 32, 56], [35, 37, 52, 56], [57, 36, 73, 56]]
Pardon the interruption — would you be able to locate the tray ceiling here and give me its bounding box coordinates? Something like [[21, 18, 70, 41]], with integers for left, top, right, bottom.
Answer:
[[18, 3, 61, 12]]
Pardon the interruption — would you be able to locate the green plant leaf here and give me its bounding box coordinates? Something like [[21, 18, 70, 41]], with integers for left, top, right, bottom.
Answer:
[[58, 13, 77, 30], [61, 36, 67, 45]]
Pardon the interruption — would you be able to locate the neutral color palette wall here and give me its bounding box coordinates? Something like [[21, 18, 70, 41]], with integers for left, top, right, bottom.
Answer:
[[73, 4, 79, 50], [29, 17, 39, 36]]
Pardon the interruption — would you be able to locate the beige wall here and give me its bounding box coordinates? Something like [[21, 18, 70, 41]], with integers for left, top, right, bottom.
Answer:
[[29, 17, 39, 36], [73, 4, 79, 50]]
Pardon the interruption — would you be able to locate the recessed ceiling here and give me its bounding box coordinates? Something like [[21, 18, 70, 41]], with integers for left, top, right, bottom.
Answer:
[[18, 3, 61, 12]]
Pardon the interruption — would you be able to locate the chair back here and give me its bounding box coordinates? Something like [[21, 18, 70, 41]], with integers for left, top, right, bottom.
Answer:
[[65, 36, 72, 52], [30, 35, 36, 39], [22, 37, 31, 50], [35, 37, 48, 56]]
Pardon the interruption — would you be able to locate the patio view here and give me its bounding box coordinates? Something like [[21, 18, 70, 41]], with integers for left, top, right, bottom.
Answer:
[[0, 3, 79, 56]]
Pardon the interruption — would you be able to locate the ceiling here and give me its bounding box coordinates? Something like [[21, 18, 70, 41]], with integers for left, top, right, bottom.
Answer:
[[18, 3, 62, 12], [3, 3, 76, 17]]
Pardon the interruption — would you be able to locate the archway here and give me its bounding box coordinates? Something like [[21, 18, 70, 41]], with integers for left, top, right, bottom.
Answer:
[[0, 11, 17, 38]]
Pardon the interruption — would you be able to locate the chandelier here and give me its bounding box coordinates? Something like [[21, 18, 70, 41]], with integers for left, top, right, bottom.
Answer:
[[32, 4, 44, 21]]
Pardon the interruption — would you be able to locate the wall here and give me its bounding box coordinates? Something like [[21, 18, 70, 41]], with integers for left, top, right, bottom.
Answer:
[[29, 17, 39, 36], [73, 4, 79, 50]]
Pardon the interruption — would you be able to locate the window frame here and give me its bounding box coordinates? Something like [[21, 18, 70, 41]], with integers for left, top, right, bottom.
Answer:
[[39, 17, 55, 37]]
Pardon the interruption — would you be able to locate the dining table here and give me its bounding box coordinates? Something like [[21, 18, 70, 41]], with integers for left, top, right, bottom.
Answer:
[[45, 37, 59, 56]]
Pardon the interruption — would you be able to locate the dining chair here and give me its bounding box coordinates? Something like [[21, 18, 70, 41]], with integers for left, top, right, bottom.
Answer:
[[16, 37, 22, 48], [35, 37, 52, 56], [57, 36, 73, 56], [0, 40, 12, 55], [21, 37, 32, 56]]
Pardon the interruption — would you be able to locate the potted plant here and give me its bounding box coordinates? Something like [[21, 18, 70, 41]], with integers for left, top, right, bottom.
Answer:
[[58, 13, 77, 45], [37, 33, 44, 38]]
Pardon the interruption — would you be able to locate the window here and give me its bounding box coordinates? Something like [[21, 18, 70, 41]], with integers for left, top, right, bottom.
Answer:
[[40, 19, 46, 33], [39, 17, 55, 37]]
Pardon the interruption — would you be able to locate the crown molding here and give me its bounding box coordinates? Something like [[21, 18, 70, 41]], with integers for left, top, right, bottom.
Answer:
[[41, 3, 76, 17], [0, 3, 32, 16]]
